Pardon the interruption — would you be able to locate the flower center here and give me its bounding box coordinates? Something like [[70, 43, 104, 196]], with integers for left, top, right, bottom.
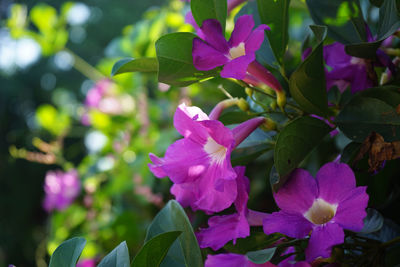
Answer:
[[304, 198, 337, 225], [229, 42, 246, 59], [350, 57, 365, 66], [204, 137, 227, 165]]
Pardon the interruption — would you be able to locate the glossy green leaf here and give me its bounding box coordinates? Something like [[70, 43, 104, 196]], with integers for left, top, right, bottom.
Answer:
[[306, 0, 366, 44], [155, 32, 217, 86], [246, 247, 277, 264], [49, 237, 86, 267], [289, 25, 329, 116], [370, 0, 384, 6], [98, 241, 130, 267], [190, 0, 227, 30], [145, 200, 203, 267], [111, 58, 158, 76], [345, 41, 382, 59], [256, 0, 290, 64], [273, 116, 332, 191], [340, 142, 361, 164], [132, 231, 182, 267], [377, 0, 400, 40], [360, 208, 384, 234], [336, 87, 400, 142]]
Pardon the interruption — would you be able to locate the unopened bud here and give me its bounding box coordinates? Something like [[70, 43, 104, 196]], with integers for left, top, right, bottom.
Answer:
[[270, 101, 277, 110], [245, 88, 253, 97], [262, 118, 277, 131], [237, 98, 249, 112], [276, 91, 286, 111]]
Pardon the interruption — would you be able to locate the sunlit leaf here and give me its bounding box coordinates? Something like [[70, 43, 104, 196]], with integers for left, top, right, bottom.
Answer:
[[49, 237, 86, 267], [111, 58, 158, 76]]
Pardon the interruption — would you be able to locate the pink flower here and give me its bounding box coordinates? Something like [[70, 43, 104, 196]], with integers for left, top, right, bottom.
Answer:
[[205, 253, 277, 267], [263, 163, 369, 262], [149, 103, 264, 213], [192, 15, 269, 80], [43, 169, 81, 212], [76, 259, 96, 267]]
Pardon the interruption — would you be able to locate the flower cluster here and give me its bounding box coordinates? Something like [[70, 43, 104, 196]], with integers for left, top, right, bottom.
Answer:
[[43, 169, 81, 212]]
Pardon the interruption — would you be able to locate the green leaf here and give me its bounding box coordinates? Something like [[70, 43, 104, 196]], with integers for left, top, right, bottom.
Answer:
[[336, 87, 400, 142], [256, 0, 290, 64], [361, 208, 384, 234], [340, 142, 361, 164], [98, 241, 130, 267], [219, 111, 256, 125], [345, 41, 382, 59], [190, 0, 227, 30], [49, 237, 86, 267], [370, 0, 384, 6], [377, 0, 400, 40], [132, 231, 182, 267], [145, 200, 203, 267], [306, 0, 366, 44], [289, 25, 329, 116], [246, 247, 277, 264], [273, 116, 332, 191], [155, 32, 217, 86], [111, 58, 158, 76]]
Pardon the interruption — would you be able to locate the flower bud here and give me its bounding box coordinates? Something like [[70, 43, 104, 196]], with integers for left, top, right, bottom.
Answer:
[[237, 98, 249, 112]]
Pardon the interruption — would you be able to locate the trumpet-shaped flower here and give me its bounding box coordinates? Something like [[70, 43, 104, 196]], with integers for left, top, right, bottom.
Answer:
[[149, 103, 264, 213], [192, 15, 269, 80], [263, 162, 368, 262], [43, 169, 81, 212], [205, 253, 277, 267]]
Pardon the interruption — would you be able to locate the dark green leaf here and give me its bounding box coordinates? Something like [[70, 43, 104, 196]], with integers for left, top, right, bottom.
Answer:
[[246, 247, 277, 264], [340, 142, 361, 164], [155, 32, 217, 86], [145, 200, 203, 267], [190, 0, 227, 30], [132, 231, 182, 267], [370, 0, 384, 7], [289, 25, 329, 116], [98, 241, 130, 267], [256, 0, 290, 64], [336, 88, 400, 142], [377, 0, 400, 40], [111, 58, 158, 76], [345, 41, 382, 59], [49, 237, 86, 267], [361, 208, 384, 234], [273, 116, 332, 191], [306, 0, 366, 44], [224, 231, 283, 254]]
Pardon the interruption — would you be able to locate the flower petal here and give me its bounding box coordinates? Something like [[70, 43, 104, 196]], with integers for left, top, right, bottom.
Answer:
[[148, 153, 167, 178], [197, 213, 249, 250], [162, 138, 210, 183], [193, 38, 229, 71], [194, 174, 238, 213], [316, 162, 356, 204], [220, 54, 255, 79], [205, 254, 249, 267], [200, 19, 230, 53], [245, 24, 269, 54], [263, 211, 313, 239], [173, 103, 209, 143], [334, 186, 368, 232], [170, 183, 197, 208], [274, 169, 318, 214], [234, 166, 250, 213], [305, 223, 344, 262], [229, 15, 254, 47]]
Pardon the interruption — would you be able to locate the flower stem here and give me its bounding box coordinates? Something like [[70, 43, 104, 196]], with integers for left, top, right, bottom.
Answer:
[[63, 47, 105, 82]]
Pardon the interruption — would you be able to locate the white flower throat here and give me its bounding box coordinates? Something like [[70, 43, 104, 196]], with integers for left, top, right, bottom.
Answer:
[[304, 198, 337, 225], [204, 137, 227, 165], [229, 42, 246, 59]]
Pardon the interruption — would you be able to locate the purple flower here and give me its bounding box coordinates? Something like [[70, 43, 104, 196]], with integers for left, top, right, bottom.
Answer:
[[185, 11, 205, 40], [76, 259, 96, 267], [192, 15, 269, 80], [149, 103, 265, 213], [205, 253, 277, 267], [196, 166, 250, 249], [43, 169, 81, 212], [263, 162, 369, 262], [323, 42, 374, 93]]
